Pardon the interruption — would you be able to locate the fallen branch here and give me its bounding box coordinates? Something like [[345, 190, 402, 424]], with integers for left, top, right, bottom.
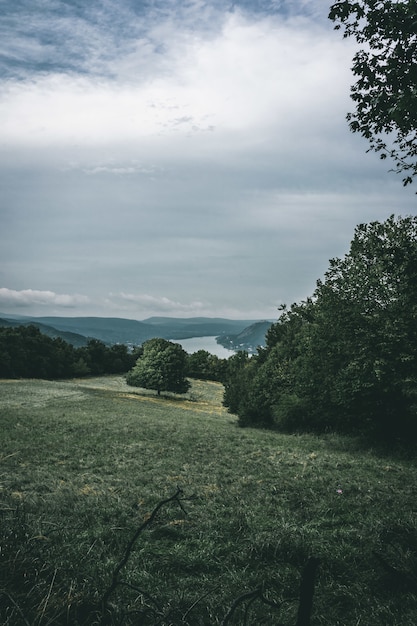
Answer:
[[181, 584, 221, 622], [220, 587, 263, 626], [101, 487, 185, 612], [220, 586, 284, 626], [0, 591, 31, 626]]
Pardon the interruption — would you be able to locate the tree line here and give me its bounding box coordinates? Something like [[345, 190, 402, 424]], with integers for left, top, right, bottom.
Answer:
[[223, 215, 417, 445], [0, 325, 141, 379], [0, 325, 228, 383], [2, 216, 417, 446]]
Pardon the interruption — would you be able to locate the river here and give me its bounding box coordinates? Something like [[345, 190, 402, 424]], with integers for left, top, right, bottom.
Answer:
[[170, 336, 235, 358]]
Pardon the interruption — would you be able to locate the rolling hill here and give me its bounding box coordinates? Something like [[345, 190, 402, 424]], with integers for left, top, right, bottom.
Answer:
[[0, 314, 268, 348], [216, 320, 273, 353]]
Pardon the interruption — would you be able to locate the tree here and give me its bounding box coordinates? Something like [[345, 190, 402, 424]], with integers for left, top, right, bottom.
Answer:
[[226, 215, 417, 443], [0, 325, 78, 379], [78, 339, 110, 375], [126, 338, 190, 396], [329, 0, 417, 186], [186, 349, 228, 382], [223, 350, 251, 416], [305, 214, 417, 438]]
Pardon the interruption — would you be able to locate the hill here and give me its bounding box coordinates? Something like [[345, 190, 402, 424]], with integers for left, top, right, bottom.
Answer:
[[29, 316, 158, 345], [216, 320, 273, 353], [144, 316, 260, 339], [1, 376, 415, 625], [0, 317, 90, 347], [0, 314, 263, 346]]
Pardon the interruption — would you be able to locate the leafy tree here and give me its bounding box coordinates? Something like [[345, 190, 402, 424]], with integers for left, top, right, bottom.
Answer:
[[223, 350, 277, 427], [305, 214, 417, 438], [186, 349, 228, 382], [0, 325, 138, 380], [78, 339, 110, 375], [0, 325, 77, 378], [126, 338, 190, 396], [329, 0, 417, 186], [226, 215, 417, 443], [108, 343, 139, 374], [223, 351, 251, 415]]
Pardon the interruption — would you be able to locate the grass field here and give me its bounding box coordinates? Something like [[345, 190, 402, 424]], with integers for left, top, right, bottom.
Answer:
[[1, 376, 417, 625]]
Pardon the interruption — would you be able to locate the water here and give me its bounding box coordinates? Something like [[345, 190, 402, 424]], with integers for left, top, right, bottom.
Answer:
[[170, 336, 235, 358]]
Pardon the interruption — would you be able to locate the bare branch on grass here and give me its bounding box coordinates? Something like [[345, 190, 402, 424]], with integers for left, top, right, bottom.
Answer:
[[101, 487, 185, 612], [0, 591, 32, 626], [181, 585, 221, 622], [220, 586, 284, 626], [220, 556, 319, 626]]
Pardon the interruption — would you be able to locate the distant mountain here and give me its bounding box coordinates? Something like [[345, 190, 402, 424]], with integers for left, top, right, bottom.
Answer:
[[0, 318, 90, 347], [143, 317, 260, 339], [0, 314, 266, 347], [216, 320, 273, 353], [30, 316, 157, 345]]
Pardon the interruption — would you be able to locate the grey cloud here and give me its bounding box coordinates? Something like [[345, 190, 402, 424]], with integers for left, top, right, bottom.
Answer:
[[1, 0, 416, 320], [0, 288, 90, 308], [0, 0, 333, 83], [118, 292, 205, 313]]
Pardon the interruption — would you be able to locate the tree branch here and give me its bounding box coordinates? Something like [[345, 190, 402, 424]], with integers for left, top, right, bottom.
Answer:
[[101, 487, 184, 611]]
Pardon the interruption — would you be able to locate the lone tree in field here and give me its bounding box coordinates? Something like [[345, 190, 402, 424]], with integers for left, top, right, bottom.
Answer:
[[329, 0, 417, 186], [126, 338, 190, 396]]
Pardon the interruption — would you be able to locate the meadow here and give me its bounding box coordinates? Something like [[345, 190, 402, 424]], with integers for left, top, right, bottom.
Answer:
[[1, 376, 417, 625]]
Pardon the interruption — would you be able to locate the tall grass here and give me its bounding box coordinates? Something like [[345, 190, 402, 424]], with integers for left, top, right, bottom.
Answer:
[[1, 376, 416, 624]]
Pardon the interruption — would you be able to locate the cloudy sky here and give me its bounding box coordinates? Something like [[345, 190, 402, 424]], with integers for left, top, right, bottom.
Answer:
[[1, 0, 415, 321]]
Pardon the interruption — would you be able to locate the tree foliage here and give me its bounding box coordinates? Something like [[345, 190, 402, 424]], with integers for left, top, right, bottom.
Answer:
[[126, 338, 190, 396], [0, 325, 138, 379], [225, 215, 417, 444], [329, 0, 417, 186], [186, 349, 228, 382]]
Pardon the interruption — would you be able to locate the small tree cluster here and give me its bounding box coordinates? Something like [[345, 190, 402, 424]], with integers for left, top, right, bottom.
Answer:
[[186, 349, 228, 382], [0, 325, 139, 379], [225, 215, 417, 444]]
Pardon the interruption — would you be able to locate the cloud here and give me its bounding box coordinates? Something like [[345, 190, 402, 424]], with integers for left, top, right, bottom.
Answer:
[[0, 6, 366, 207], [0, 10, 354, 150], [1, 0, 416, 322], [77, 162, 164, 177], [0, 288, 90, 309], [118, 292, 205, 314]]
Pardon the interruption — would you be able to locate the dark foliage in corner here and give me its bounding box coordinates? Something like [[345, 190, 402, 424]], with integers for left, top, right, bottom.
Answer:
[[329, 0, 417, 186]]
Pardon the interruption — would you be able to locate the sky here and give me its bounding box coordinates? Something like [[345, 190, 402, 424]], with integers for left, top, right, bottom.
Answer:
[[1, 0, 416, 321]]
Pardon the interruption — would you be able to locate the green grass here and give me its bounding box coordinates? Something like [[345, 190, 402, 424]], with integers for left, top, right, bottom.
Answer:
[[1, 376, 417, 625]]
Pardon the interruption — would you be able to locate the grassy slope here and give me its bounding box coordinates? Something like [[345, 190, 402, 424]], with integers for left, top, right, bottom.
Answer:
[[1, 376, 417, 625]]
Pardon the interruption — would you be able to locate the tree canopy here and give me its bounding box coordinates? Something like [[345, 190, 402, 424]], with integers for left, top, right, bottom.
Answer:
[[329, 0, 417, 186], [0, 325, 138, 379], [186, 349, 228, 382], [126, 338, 190, 396], [225, 215, 417, 445]]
